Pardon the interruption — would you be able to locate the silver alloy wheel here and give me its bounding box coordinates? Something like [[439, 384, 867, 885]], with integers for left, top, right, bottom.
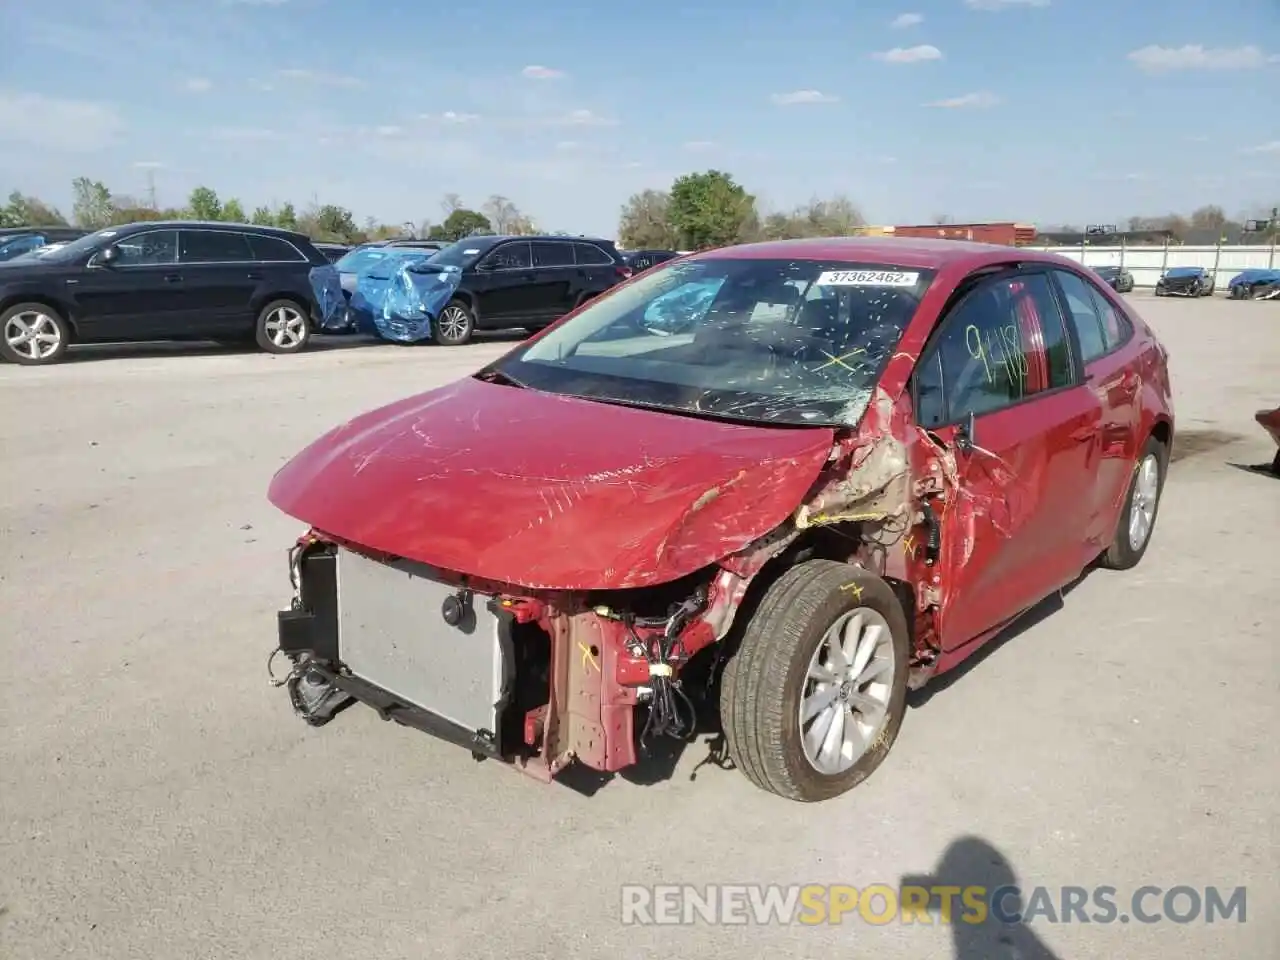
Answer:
[[1128, 454, 1160, 551], [264, 306, 306, 348], [438, 305, 470, 342], [4, 310, 61, 361], [799, 607, 896, 776]]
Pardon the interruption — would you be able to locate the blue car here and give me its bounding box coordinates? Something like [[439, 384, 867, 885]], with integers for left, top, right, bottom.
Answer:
[[1227, 268, 1280, 301]]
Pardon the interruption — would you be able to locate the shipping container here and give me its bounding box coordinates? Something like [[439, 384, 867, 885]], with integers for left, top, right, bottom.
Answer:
[[885, 222, 1038, 247]]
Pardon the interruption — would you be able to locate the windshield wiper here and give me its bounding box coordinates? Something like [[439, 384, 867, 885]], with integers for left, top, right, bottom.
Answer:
[[475, 367, 526, 388]]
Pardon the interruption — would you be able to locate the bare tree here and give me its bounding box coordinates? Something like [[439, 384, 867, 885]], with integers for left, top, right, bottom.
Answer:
[[617, 189, 679, 248], [440, 193, 463, 217], [932, 213, 954, 225], [482, 194, 523, 234]]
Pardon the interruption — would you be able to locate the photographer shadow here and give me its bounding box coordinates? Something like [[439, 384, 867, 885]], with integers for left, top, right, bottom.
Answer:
[[902, 836, 1063, 960]]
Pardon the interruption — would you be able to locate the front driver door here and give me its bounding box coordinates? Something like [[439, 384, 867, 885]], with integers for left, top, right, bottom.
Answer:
[[915, 269, 1103, 655], [71, 229, 183, 340], [471, 241, 534, 325]]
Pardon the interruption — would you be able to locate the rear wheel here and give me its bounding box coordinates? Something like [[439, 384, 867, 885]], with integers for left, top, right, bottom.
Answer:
[[720, 560, 910, 802], [0, 302, 70, 365], [255, 299, 311, 354], [434, 299, 475, 346], [1099, 435, 1167, 570]]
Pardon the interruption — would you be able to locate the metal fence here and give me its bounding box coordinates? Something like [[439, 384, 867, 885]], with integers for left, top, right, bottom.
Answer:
[[1025, 241, 1279, 289]]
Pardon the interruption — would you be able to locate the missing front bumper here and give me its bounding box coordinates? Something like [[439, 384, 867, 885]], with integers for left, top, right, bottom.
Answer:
[[275, 543, 515, 760]]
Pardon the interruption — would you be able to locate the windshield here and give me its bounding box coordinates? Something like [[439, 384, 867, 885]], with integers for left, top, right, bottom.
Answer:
[[492, 257, 936, 427], [335, 247, 401, 274], [1093, 266, 1119, 274], [1165, 266, 1204, 278], [427, 239, 492, 269], [30, 227, 117, 263]]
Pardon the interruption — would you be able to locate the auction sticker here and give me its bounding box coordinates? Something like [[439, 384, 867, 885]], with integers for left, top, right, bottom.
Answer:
[[816, 270, 919, 287]]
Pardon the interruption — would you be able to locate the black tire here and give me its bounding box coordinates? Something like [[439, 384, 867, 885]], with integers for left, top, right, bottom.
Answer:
[[0, 301, 71, 366], [1098, 434, 1167, 570], [434, 299, 475, 346], [1154, 287, 1165, 297], [254, 299, 311, 354], [720, 560, 910, 802]]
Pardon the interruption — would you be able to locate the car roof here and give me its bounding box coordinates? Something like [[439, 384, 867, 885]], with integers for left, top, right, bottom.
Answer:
[[689, 236, 1075, 271], [107, 220, 313, 243]]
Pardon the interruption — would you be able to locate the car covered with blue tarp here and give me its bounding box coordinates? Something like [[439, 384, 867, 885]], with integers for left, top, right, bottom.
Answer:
[[1227, 268, 1280, 300], [343, 247, 464, 343]]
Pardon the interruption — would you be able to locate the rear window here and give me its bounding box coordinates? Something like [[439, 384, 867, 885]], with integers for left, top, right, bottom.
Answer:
[[574, 242, 613, 266], [180, 230, 253, 263], [532, 241, 575, 267], [248, 234, 307, 262]]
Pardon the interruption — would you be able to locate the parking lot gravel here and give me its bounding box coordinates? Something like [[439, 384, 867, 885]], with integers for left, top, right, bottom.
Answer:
[[2, 299, 1277, 960]]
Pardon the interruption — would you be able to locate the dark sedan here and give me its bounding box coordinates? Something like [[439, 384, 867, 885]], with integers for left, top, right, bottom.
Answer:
[[1092, 265, 1134, 293], [1155, 266, 1215, 297]]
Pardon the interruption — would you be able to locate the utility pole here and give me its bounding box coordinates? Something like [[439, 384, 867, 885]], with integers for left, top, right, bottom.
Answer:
[[145, 168, 157, 210]]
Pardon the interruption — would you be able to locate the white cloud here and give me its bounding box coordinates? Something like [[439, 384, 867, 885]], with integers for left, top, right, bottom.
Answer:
[[375, 125, 404, 137], [890, 12, 924, 27], [0, 89, 123, 151], [132, 161, 165, 169], [559, 108, 617, 126], [1127, 44, 1271, 72], [522, 65, 565, 80], [276, 67, 363, 88], [965, 0, 1049, 8], [1242, 141, 1280, 154], [872, 44, 943, 63], [924, 91, 1000, 108], [184, 77, 212, 93], [419, 111, 481, 124], [203, 126, 284, 141], [770, 89, 840, 105]]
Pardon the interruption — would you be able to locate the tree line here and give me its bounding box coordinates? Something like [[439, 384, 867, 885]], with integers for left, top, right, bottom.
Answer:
[[0, 180, 542, 245], [3, 171, 1276, 248]]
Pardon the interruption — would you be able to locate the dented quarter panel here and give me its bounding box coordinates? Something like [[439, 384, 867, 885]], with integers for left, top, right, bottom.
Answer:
[[267, 376, 837, 590]]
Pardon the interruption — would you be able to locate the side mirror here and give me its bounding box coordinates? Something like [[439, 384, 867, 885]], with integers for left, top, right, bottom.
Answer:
[[97, 246, 118, 265]]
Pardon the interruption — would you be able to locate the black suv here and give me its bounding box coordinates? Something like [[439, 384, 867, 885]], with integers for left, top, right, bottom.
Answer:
[[424, 234, 630, 345], [0, 221, 336, 366]]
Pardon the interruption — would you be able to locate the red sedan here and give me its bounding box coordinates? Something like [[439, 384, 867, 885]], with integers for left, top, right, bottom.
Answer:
[[267, 237, 1175, 802]]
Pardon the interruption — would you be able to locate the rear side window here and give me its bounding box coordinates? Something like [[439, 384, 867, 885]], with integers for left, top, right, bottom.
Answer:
[[531, 241, 574, 267], [574, 242, 612, 266], [1084, 283, 1132, 351], [247, 234, 307, 262], [180, 230, 252, 263], [1053, 270, 1109, 365], [915, 273, 1069, 427]]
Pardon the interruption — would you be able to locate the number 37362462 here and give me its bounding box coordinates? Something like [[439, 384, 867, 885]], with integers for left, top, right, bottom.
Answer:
[[965, 323, 1029, 387]]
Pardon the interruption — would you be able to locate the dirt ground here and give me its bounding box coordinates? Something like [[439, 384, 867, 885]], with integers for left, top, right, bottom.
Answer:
[[1, 297, 1277, 960]]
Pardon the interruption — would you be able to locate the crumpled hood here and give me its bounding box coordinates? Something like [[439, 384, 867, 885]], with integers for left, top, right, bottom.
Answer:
[[268, 377, 837, 590]]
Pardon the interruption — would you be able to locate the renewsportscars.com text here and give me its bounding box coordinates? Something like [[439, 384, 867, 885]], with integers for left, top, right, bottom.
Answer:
[[620, 884, 1247, 926]]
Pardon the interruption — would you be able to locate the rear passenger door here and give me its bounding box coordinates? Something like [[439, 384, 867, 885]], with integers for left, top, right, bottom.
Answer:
[[177, 229, 258, 334], [1050, 268, 1141, 549], [574, 241, 620, 297], [915, 269, 1103, 655], [529, 240, 578, 320]]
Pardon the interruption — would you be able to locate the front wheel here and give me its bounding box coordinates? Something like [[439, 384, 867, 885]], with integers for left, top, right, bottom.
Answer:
[[255, 300, 311, 354], [1099, 435, 1167, 570], [434, 299, 475, 346], [0, 302, 71, 365], [720, 560, 910, 802]]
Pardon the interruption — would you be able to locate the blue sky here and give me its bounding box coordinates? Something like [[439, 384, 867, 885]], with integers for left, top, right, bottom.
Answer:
[[1, 0, 1277, 236]]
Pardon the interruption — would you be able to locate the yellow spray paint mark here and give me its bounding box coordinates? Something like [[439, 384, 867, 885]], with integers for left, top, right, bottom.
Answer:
[[578, 641, 600, 674], [815, 348, 867, 374], [903, 535, 917, 558], [840, 581, 864, 602]]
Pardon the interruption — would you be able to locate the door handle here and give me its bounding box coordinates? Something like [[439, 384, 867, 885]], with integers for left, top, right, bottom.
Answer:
[[163, 273, 183, 283], [521, 272, 537, 281], [246, 271, 263, 280]]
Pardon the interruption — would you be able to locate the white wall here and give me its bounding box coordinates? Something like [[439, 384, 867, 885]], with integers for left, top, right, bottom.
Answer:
[[1026, 243, 1278, 289]]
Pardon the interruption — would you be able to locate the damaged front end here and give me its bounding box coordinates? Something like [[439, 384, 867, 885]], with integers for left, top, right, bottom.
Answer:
[[266, 383, 972, 782]]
